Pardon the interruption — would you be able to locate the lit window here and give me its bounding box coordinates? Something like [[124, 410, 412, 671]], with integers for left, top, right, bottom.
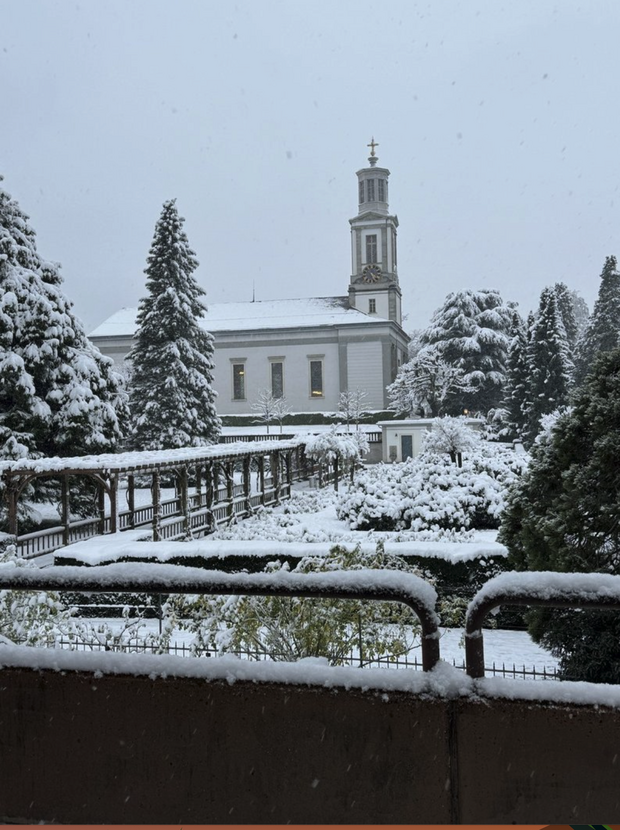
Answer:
[[378, 179, 385, 201], [232, 363, 246, 400], [367, 179, 375, 201], [309, 360, 323, 397], [365, 234, 377, 263], [271, 361, 284, 398], [369, 298, 376, 314], [359, 180, 364, 203]]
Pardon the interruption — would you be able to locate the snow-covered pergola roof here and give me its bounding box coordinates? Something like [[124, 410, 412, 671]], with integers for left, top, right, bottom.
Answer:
[[0, 439, 305, 477]]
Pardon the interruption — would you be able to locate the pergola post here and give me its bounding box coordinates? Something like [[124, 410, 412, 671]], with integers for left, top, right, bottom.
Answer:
[[98, 482, 106, 534], [179, 466, 190, 537], [242, 455, 251, 516], [109, 474, 119, 534], [195, 464, 202, 504], [285, 451, 293, 493], [152, 470, 161, 542], [226, 461, 234, 522], [61, 476, 70, 546], [205, 463, 214, 531], [258, 456, 266, 506], [271, 451, 281, 505], [127, 474, 135, 529], [5, 474, 19, 537]]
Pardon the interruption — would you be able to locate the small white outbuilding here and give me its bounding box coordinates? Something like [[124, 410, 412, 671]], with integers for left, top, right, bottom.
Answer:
[[377, 418, 485, 463]]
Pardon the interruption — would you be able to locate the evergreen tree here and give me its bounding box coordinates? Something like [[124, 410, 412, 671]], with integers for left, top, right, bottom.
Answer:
[[553, 282, 578, 352], [499, 349, 620, 683], [0, 177, 127, 463], [499, 309, 529, 440], [574, 255, 620, 386], [387, 347, 471, 417], [524, 287, 573, 444], [129, 199, 221, 450], [420, 288, 513, 415]]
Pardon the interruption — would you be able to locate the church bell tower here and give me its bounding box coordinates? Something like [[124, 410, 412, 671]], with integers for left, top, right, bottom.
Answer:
[[348, 139, 402, 326]]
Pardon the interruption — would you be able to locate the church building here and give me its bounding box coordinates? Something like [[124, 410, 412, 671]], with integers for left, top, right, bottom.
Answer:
[[89, 143, 410, 415]]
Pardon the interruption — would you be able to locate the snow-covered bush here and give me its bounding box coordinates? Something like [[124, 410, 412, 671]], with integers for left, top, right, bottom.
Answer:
[[304, 425, 366, 489], [167, 543, 421, 665], [337, 440, 527, 534], [0, 543, 169, 651], [421, 416, 480, 461], [304, 426, 363, 465]]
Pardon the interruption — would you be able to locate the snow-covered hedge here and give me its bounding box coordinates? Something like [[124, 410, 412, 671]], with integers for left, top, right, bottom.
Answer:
[[337, 442, 527, 534]]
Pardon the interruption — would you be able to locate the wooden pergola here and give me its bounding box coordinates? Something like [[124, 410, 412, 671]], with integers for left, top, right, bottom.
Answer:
[[0, 440, 308, 556]]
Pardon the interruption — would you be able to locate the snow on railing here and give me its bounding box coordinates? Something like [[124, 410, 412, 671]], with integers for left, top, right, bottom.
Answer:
[[0, 563, 441, 671], [465, 571, 620, 678]]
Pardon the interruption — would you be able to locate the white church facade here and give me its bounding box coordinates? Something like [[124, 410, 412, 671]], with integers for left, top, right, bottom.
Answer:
[[90, 144, 410, 415]]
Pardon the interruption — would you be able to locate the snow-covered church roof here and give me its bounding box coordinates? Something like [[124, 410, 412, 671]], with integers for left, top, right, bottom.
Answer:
[[90, 296, 387, 339]]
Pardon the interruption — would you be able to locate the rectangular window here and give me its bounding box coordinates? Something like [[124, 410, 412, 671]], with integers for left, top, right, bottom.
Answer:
[[359, 180, 365, 203], [271, 361, 284, 398], [309, 359, 324, 397], [366, 179, 375, 201], [369, 298, 376, 314], [365, 234, 377, 263], [232, 363, 246, 400], [378, 178, 385, 201]]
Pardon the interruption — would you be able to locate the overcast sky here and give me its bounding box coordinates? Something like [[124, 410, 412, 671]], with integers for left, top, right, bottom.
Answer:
[[2, 0, 619, 333]]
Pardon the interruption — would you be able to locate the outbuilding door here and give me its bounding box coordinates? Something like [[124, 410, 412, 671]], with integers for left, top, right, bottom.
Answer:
[[401, 434, 413, 461]]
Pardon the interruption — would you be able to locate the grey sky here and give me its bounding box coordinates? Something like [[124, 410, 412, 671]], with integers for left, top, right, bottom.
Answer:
[[2, 0, 619, 333]]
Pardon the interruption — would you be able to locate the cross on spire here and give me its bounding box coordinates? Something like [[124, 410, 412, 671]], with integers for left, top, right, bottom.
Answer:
[[367, 137, 379, 166]]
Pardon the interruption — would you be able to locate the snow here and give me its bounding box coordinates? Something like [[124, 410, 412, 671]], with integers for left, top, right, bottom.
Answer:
[[61, 533, 507, 567], [468, 571, 620, 619], [0, 437, 305, 475], [90, 296, 388, 339], [0, 561, 439, 616], [0, 642, 616, 709]]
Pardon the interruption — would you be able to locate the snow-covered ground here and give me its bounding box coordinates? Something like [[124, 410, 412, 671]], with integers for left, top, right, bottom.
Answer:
[[56, 482, 556, 676]]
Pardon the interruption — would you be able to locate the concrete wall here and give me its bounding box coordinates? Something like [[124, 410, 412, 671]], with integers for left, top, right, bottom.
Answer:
[[2, 667, 620, 824]]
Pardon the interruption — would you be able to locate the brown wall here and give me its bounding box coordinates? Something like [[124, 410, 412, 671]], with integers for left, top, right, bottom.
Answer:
[[1, 667, 619, 824]]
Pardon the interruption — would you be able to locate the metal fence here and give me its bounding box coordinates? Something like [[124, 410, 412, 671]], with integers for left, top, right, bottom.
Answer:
[[18, 636, 560, 681]]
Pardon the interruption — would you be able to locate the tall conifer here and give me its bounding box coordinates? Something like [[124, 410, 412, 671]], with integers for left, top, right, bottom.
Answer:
[[524, 287, 573, 443], [500, 309, 529, 440], [129, 199, 221, 450], [574, 255, 620, 386], [420, 288, 512, 415], [0, 177, 127, 461]]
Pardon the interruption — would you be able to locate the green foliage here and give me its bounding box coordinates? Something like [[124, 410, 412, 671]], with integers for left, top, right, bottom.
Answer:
[[524, 286, 573, 444], [499, 309, 529, 441], [166, 543, 421, 665], [574, 255, 620, 386], [500, 348, 620, 681]]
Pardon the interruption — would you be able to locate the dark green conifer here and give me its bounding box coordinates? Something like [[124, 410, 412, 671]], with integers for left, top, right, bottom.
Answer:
[[129, 199, 221, 450]]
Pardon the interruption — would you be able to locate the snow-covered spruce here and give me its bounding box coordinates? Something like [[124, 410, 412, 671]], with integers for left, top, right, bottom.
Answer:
[[418, 288, 513, 416], [574, 255, 620, 386], [0, 177, 127, 464], [128, 199, 221, 450], [524, 285, 573, 445], [337, 429, 527, 535]]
